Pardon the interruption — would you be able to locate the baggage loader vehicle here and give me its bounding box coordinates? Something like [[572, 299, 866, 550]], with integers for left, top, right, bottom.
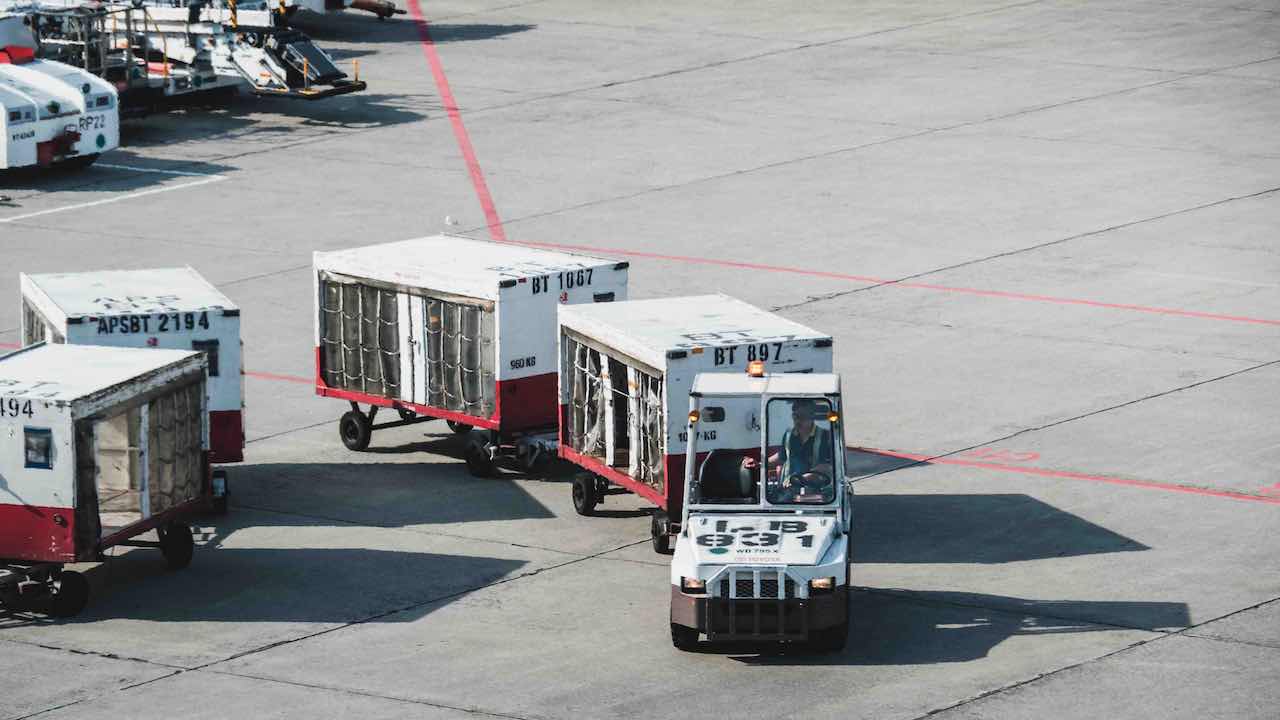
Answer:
[[0, 344, 211, 617], [313, 235, 628, 475], [669, 368, 853, 651], [7, 1, 366, 114], [557, 294, 832, 552], [20, 267, 242, 512], [0, 14, 118, 171]]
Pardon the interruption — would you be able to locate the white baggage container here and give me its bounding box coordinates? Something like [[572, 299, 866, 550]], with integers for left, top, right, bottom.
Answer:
[[313, 235, 628, 474], [0, 344, 208, 617], [557, 294, 833, 551], [19, 267, 244, 467]]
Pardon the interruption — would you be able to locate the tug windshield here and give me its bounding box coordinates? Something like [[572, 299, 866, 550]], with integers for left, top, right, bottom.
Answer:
[[764, 397, 836, 505]]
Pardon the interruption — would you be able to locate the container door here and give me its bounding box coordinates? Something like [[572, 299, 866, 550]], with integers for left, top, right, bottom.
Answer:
[[409, 295, 428, 404], [145, 381, 205, 516], [397, 293, 415, 404], [73, 421, 101, 553]]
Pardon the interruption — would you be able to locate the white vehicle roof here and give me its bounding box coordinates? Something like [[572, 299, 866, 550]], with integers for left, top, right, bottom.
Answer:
[[314, 235, 624, 300], [22, 267, 238, 319], [0, 344, 203, 403], [559, 294, 831, 369], [692, 371, 841, 398]]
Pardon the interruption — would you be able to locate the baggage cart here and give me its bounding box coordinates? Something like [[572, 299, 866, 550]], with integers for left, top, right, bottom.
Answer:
[[557, 295, 833, 552], [20, 267, 241, 512], [0, 344, 210, 617], [313, 235, 628, 475]]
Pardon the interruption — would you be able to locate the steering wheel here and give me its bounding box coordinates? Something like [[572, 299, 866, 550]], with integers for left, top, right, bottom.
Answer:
[[771, 470, 833, 503]]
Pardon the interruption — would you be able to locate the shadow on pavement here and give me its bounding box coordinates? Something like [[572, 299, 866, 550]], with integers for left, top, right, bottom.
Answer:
[[729, 589, 1190, 665], [0, 153, 235, 195], [293, 12, 536, 45], [0, 543, 528, 628], [853, 493, 1149, 564]]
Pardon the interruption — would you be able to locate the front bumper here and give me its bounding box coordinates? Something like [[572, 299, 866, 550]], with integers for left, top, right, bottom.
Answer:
[[670, 585, 848, 640]]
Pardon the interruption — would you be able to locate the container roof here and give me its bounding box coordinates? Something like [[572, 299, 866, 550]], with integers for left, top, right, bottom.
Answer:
[[314, 235, 624, 300], [692, 371, 841, 397], [22, 267, 238, 318], [559, 294, 831, 367], [0, 344, 201, 402]]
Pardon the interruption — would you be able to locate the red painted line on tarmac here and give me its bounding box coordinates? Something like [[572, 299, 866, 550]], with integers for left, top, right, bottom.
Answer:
[[396, 2, 1272, 329], [244, 370, 312, 384], [407, 0, 506, 243], [862, 447, 1280, 506], [507, 239, 1280, 327]]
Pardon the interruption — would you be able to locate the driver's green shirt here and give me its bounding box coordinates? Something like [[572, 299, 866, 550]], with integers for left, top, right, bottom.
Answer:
[[779, 426, 834, 477]]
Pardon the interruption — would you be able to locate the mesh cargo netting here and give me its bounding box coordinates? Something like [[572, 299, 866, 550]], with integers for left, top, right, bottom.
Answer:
[[424, 298, 495, 417], [320, 278, 402, 399], [22, 299, 46, 345], [567, 337, 664, 489], [320, 276, 495, 415], [147, 381, 204, 515]]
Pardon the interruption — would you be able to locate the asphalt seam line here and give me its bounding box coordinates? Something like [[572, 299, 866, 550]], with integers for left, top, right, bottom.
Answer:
[[912, 593, 1280, 719]]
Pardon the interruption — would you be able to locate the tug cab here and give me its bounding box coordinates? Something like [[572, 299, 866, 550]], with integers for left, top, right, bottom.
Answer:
[[669, 363, 853, 651]]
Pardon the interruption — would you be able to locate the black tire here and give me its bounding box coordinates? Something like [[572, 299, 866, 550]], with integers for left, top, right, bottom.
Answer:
[[518, 446, 551, 475], [810, 592, 851, 652], [397, 408, 416, 422], [572, 473, 598, 516], [810, 622, 848, 652], [159, 523, 195, 570], [651, 512, 672, 555], [50, 570, 89, 618], [671, 623, 698, 650], [446, 420, 473, 435], [465, 441, 495, 478], [339, 410, 372, 451]]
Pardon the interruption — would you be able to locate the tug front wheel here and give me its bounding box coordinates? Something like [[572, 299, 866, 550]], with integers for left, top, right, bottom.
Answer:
[[572, 473, 598, 515], [671, 623, 698, 651], [49, 570, 89, 618], [339, 410, 372, 451]]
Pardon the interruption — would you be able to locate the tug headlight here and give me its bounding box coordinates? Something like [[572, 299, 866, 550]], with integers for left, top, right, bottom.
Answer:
[[681, 577, 706, 594], [809, 577, 836, 593]]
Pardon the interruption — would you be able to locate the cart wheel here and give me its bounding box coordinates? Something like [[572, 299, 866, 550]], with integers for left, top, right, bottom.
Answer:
[[446, 420, 473, 435], [651, 512, 672, 555], [465, 440, 496, 478], [671, 623, 698, 651], [50, 570, 89, 618], [339, 410, 372, 451], [518, 446, 551, 475], [397, 408, 416, 422], [572, 473, 598, 516], [159, 523, 195, 570]]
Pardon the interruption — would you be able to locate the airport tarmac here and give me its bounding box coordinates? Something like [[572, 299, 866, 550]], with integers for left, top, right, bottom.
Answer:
[[2, 1, 1279, 718]]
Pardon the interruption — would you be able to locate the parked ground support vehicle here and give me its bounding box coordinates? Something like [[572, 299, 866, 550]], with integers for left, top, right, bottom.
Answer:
[[6, 1, 365, 115], [557, 294, 833, 553], [669, 369, 853, 651], [0, 344, 211, 617], [0, 14, 118, 170], [314, 235, 629, 475], [20, 267, 242, 512]]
